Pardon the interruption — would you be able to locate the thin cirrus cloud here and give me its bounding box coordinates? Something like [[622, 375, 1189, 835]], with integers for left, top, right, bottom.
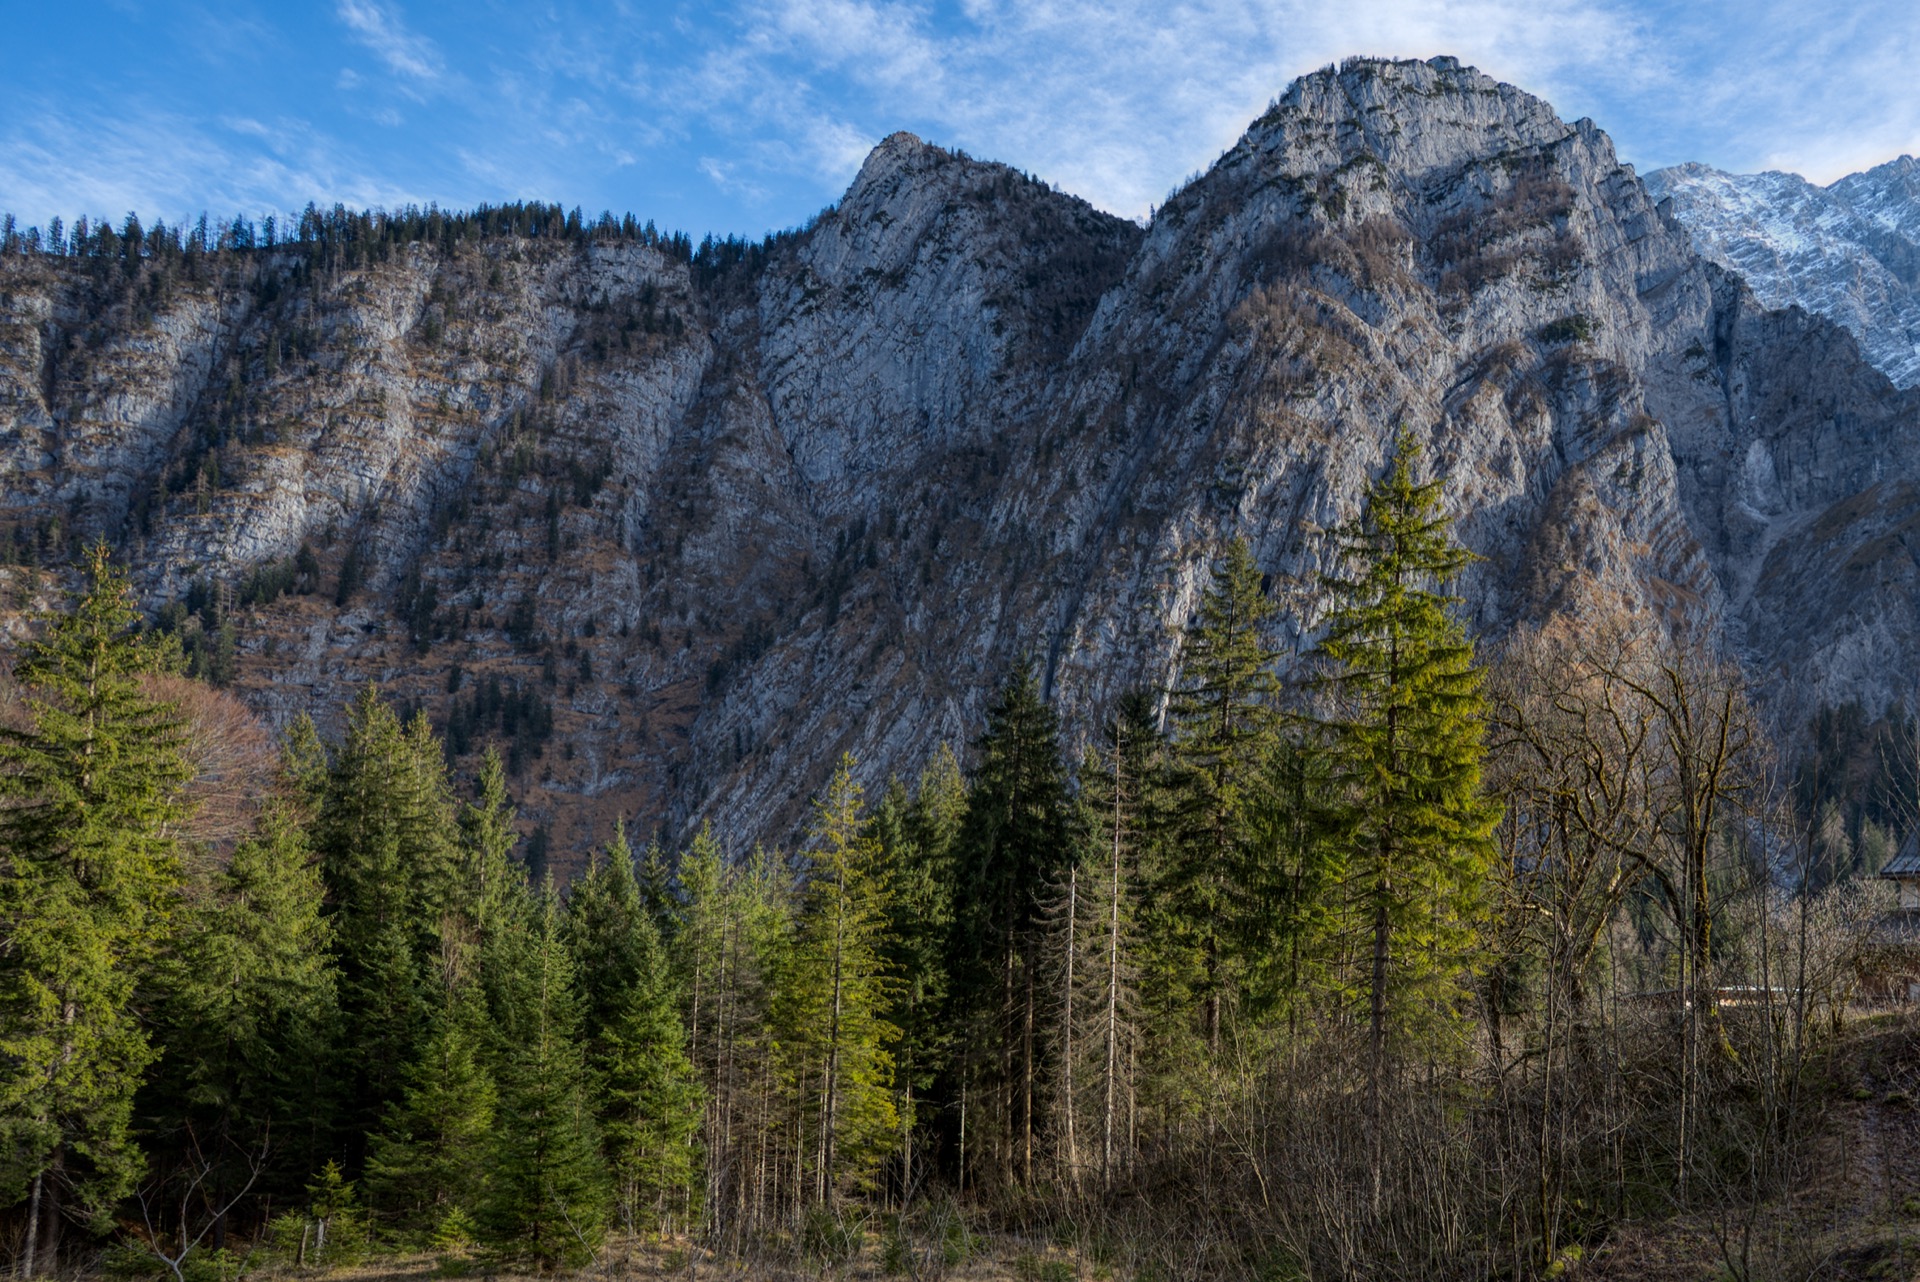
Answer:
[[334, 0, 445, 85], [0, 102, 423, 234], [1652, 0, 1920, 184], [0, 0, 1915, 238]]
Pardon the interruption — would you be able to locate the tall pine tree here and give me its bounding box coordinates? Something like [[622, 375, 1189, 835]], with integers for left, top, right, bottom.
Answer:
[[481, 881, 606, 1268], [314, 688, 461, 1154], [454, 746, 526, 952], [563, 822, 646, 1051], [1238, 731, 1342, 1028], [875, 749, 961, 1199], [779, 756, 897, 1208], [595, 906, 701, 1233], [563, 822, 703, 1232], [150, 797, 338, 1233], [1069, 693, 1161, 1187]]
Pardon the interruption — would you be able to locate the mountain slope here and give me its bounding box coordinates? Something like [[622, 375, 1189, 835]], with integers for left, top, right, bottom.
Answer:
[[3, 56, 1917, 860], [1646, 159, 1920, 388]]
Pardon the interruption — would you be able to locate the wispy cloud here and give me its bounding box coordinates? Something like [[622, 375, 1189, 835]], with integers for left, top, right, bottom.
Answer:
[[1659, 0, 1920, 183], [335, 0, 444, 83], [0, 100, 423, 229], [698, 156, 770, 203], [644, 0, 1657, 218]]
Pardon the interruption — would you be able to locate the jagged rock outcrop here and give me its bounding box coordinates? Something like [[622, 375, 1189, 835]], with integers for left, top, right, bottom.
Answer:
[[1647, 159, 1920, 388], [3, 56, 1917, 860]]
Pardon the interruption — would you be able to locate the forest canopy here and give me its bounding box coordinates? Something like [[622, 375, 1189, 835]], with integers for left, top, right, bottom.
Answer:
[[0, 442, 1895, 1281]]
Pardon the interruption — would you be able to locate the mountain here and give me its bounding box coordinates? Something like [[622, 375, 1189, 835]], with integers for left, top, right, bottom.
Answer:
[[1646, 158, 1920, 387], [3, 56, 1918, 861]]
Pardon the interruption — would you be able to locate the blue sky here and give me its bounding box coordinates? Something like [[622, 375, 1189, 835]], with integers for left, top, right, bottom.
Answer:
[[4, 0, 1917, 240]]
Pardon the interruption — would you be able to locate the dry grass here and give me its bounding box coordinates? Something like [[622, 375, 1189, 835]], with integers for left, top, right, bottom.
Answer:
[[234, 1229, 1098, 1282]]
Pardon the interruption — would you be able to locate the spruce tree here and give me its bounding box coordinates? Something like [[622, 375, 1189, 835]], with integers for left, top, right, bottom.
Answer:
[[1164, 537, 1282, 1054], [950, 660, 1070, 1189], [875, 751, 960, 1197], [364, 985, 495, 1241], [481, 882, 606, 1268], [563, 822, 646, 1050], [1238, 731, 1342, 1026], [314, 688, 461, 1150], [0, 543, 191, 1265], [908, 744, 968, 869], [634, 835, 678, 938], [1314, 427, 1500, 1097], [280, 713, 330, 814], [151, 800, 338, 1223], [561, 821, 704, 1230], [455, 746, 526, 949], [596, 908, 702, 1233], [361, 749, 518, 1243]]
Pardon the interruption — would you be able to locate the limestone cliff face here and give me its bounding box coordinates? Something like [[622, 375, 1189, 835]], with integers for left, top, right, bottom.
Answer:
[[2, 56, 1915, 858]]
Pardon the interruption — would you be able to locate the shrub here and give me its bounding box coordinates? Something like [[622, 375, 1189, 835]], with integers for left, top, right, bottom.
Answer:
[[1538, 313, 1593, 344]]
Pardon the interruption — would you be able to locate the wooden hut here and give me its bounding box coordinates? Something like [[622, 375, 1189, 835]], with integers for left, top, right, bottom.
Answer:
[[1866, 836, 1920, 1001], [1884, 836, 1920, 910]]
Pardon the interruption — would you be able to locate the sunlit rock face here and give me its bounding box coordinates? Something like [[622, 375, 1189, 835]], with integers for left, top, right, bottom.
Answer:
[[1648, 158, 1920, 390], [3, 56, 1915, 860]]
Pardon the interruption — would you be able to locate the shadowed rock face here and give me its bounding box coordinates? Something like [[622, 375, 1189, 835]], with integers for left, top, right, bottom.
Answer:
[[2, 55, 1915, 860]]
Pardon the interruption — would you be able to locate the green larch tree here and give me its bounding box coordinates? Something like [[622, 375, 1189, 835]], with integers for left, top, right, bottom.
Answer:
[[1069, 693, 1160, 1188], [701, 843, 792, 1242], [779, 756, 898, 1207]]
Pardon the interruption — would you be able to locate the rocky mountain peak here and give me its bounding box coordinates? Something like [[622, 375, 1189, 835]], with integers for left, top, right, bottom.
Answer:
[[1247, 56, 1580, 185], [1833, 154, 1920, 242], [839, 130, 940, 207]]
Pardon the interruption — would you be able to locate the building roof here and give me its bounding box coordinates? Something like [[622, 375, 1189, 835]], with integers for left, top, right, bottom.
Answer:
[[1882, 829, 1920, 878]]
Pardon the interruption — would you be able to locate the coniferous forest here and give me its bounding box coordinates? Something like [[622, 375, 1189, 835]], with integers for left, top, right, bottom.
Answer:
[[0, 430, 1901, 1280]]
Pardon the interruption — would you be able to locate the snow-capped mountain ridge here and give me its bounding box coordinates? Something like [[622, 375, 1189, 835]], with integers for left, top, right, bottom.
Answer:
[[1647, 157, 1920, 387]]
